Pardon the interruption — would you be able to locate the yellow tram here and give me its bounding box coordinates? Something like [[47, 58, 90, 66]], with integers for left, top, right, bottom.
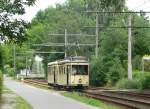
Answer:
[[47, 56, 89, 88]]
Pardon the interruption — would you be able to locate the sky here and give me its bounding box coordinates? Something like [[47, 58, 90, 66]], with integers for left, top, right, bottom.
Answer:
[[21, 0, 66, 21], [21, 0, 150, 21]]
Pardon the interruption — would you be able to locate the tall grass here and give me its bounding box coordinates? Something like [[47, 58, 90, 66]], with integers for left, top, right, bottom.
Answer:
[[0, 70, 3, 95], [116, 71, 150, 89]]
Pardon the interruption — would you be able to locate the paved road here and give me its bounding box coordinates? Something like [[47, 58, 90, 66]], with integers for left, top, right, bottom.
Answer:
[[4, 78, 98, 109]]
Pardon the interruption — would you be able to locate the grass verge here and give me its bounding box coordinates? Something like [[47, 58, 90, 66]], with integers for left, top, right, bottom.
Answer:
[[14, 96, 32, 109], [1, 87, 33, 109], [62, 92, 121, 109]]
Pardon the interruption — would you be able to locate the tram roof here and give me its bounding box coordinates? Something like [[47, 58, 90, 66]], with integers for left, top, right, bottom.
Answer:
[[48, 56, 88, 65]]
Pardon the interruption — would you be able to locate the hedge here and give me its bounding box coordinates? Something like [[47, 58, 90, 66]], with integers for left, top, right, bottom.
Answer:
[[0, 70, 3, 95]]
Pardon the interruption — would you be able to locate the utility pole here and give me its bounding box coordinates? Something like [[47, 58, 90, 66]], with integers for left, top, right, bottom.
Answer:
[[83, 11, 150, 58], [95, 13, 99, 58], [83, 12, 100, 58], [13, 45, 16, 76], [128, 14, 132, 80], [65, 29, 67, 58]]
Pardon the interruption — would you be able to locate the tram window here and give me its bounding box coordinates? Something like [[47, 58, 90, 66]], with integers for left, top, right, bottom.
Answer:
[[72, 65, 88, 75], [49, 67, 51, 75], [59, 66, 62, 75], [64, 67, 65, 74], [79, 65, 88, 75], [67, 66, 71, 74], [72, 66, 77, 75]]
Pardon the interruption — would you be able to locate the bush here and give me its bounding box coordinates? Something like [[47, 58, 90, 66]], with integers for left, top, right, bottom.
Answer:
[[139, 73, 150, 89], [116, 78, 141, 89], [0, 70, 3, 94], [133, 71, 150, 89], [133, 70, 143, 78], [107, 58, 126, 85], [6, 67, 15, 77], [132, 55, 142, 70], [90, 57, 107, 86]]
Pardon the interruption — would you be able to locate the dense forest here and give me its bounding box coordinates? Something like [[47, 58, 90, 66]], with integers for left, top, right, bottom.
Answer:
[[0, 0, 150, 89]]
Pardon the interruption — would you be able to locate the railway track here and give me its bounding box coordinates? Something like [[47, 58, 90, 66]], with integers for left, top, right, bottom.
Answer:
[[84, 90, 150, 109], [23, 79, 150, 109], [23, 79, 48, 88]]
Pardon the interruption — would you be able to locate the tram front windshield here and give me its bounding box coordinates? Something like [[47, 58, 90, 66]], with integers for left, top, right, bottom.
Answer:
[[72, 65, 88, 75]]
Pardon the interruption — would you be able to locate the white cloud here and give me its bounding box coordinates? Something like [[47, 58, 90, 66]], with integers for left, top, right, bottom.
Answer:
[[126, 0, 150, 18], [126, 0, 150, 11]]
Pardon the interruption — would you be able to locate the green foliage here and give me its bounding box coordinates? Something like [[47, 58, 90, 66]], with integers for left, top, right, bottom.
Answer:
[[86, 0, 125, 11], [132, 55, 142, 70], [26, 0, 150, 86], [90, 18, 128, 86], [117, 71, 150, 89], [134, 71, 150, 89], [90, 57, 107, 86], [15, 96, 33, 109], [90, 13, 150, 86], [6, 67, 15, 77], [0, 70, 3, 94], [0, 47, 3, 70], [107, 58, 126, 85], [144, 61, 150, 72], [132, 16, 150, 56], [116, 78, 140, 89], [0, 0, 149, 90], [63, 92, 120, 109], [140, 73, 150, 89], [0, 0, 36, 43]]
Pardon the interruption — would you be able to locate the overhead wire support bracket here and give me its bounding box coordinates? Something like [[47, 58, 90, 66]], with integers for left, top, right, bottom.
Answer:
[[38, 29, 97, 57], [49, 33, 96, 37], [83, 11, 150, 14], [32, 43, 96, 47], [34, 51, 65, 54], [83, 26, 150, 29]]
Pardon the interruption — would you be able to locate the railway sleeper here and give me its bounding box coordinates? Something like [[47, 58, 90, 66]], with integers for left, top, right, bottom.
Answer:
[[103, 91, 150, 100], [85, 92, 150, 109]]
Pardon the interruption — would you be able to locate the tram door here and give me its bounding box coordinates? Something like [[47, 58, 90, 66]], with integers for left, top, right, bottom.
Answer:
[[67, 65, 70, 85], [54, 66, 58, 84], [53, 66, 56, 84]]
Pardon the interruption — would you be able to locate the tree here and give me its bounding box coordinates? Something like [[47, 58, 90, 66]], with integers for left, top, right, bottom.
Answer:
[[26, 0, 150, 86], [85, 0, 125, 11], [0, 0, 36, 43]]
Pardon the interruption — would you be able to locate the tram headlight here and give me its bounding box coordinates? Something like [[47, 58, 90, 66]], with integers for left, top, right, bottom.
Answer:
[[79, 78, 82, 83]]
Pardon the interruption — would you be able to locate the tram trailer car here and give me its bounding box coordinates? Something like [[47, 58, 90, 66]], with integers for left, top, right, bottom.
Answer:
[[47, 56, 89, 88]]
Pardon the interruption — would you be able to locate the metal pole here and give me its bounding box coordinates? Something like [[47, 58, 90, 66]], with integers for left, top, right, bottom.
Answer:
[[128, 15, 132, 80], [13, 45, 16, 77], [65, 29, 67, 58], [95, 13, 99, 58]]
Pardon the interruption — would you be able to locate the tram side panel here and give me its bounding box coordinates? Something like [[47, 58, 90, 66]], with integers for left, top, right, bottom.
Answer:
[[56, 64, 70, 86], [48, 61, 89, 87], [47, 65, 54, 85]]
